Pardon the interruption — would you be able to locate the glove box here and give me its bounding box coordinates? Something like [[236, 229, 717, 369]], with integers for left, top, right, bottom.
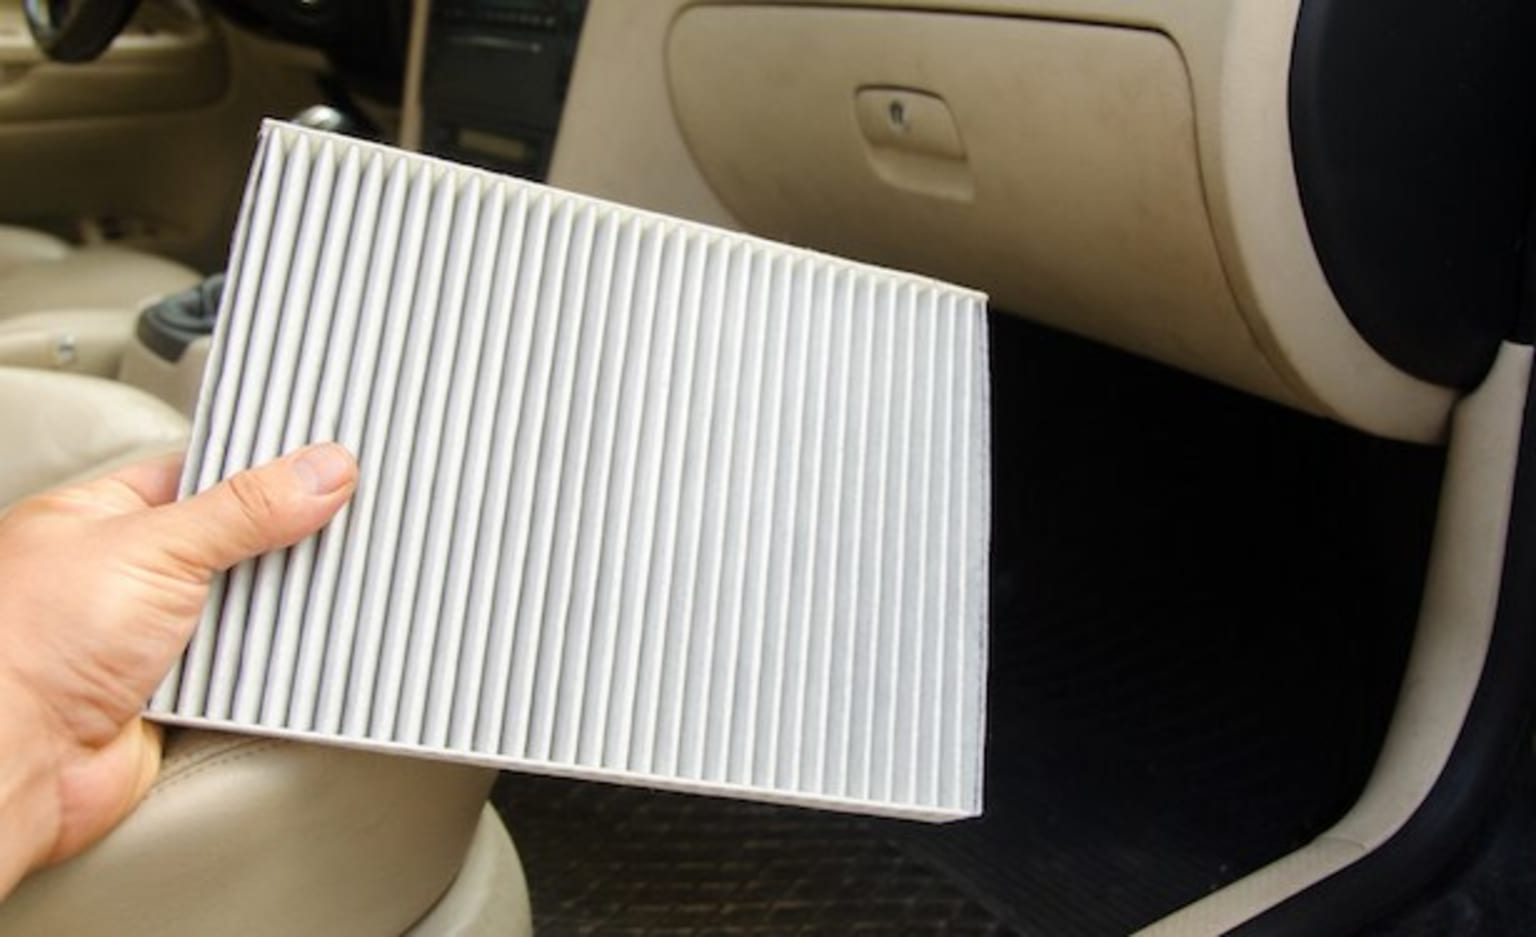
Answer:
[[660, 3, 1458, 441]]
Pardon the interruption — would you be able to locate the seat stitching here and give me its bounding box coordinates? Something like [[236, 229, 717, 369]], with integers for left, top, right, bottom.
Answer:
[[148, 739, 290, 798]]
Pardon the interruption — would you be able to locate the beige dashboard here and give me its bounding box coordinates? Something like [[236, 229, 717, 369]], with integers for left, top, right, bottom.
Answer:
[[547, 0, 1458, 443]]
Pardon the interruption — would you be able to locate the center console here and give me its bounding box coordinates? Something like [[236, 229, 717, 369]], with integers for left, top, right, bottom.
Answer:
[[417, 0, 587, 180]]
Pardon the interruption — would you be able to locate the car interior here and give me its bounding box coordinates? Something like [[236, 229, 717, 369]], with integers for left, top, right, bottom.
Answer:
[[0, 0, 1534, 934]]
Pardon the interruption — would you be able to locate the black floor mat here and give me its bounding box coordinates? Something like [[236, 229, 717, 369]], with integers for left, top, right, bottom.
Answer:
[[491, 316, 1446, 935], [494, 773, 1016, 935]]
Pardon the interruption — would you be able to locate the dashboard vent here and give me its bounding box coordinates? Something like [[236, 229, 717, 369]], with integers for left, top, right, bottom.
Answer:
[[148, 121, 991, 820]]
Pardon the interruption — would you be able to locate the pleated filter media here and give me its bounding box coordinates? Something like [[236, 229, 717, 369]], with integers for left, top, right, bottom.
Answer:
[[147, 121, 991, 820]]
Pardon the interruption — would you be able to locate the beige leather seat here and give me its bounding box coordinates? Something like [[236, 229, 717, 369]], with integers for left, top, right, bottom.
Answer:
[[0, 225, 200, 376], [0, 368, 189, 505], [0, 225, 200, 320], [0, 367, 532, 935]]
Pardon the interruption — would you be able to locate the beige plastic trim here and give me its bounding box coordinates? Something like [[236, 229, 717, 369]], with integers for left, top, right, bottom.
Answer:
[[1201, 0, 1455, 441], [0, 1, 227, 122], [1141, 342, 1532, 934], [554, 0, 1456, 440], [118, 334, 211, 418], [0, 309, 136, 375], [0, 16, 326, 270], [404, 808, 533, 937], [548, 1, 738, 228], [399, 0, 433, 149]]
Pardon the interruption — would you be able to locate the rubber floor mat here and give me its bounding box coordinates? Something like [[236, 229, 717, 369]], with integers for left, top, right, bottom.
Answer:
[[493, 773, 1015, 936], [881, 316, 1445, 934]]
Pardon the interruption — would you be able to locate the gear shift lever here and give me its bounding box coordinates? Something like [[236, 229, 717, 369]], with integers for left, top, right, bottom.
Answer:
[[135, 273, 224, 363], [291, 105, 368, 137]]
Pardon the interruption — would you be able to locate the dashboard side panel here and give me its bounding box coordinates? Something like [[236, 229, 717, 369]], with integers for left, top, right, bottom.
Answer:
[[553, 0, 1464, 440], [666, 6, 1308, 410]]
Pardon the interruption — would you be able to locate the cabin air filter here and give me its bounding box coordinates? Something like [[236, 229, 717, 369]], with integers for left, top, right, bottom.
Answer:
[[147, 121, 991, 821]]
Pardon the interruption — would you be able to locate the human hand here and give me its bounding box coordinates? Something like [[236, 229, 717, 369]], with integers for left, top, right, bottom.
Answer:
[[0, 443, 357, 896]]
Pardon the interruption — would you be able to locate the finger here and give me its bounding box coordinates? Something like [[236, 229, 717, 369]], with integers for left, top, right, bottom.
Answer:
[[136, 442, 357, 577], [102, 453, 186, 508]]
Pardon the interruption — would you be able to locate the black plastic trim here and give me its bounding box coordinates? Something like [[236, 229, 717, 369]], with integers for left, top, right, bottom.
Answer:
[[1289, 0, 1536, 389], [1519, 185, 1536, 346], [207, 0, 410, 100], [134, 308, 186, 363], [1231, 350, 1536, 935]]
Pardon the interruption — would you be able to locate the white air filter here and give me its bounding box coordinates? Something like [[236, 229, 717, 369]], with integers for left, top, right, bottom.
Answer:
[[148, 121, 990, 820]]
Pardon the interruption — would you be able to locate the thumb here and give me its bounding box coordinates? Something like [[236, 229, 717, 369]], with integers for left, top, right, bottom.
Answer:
[[139, 442, 358, 578]]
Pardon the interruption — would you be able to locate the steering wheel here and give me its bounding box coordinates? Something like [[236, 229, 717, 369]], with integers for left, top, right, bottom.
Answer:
[[24, 0, 144, 63]]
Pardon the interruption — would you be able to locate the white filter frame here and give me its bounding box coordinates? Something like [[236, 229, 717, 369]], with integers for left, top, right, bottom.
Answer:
[[147, 121, 991, 821]]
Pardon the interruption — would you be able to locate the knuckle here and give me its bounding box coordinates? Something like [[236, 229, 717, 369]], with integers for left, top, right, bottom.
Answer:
[[225, 472, 278, 527]]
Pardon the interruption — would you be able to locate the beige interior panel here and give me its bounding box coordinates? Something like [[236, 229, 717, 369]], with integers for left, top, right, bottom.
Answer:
[[0, 2, 226, 121], [0, 221, 197, 368], [668, 6, 1305, 409], [0, 241, 198, 319], [0, 224, 67, 274], [0, 309, 139, 375], [550, 0, 1458, 440], [1196, 0, 1455, 442], [399, 0, 432, 149], [0, 9, 326, 270], [118, 333, 211, 417], [404, 807, 533, 937], [547, 1, 736, 228]]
